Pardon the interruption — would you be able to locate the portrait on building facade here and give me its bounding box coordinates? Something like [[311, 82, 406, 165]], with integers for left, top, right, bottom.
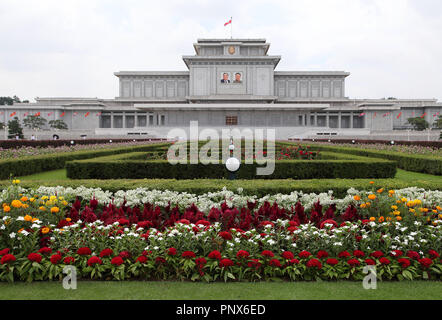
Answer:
[[220, 72, 231, 83], [233, 72, 243, 84]]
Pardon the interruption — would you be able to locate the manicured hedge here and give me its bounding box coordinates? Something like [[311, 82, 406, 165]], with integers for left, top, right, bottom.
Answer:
[[65, 152, 396, 180], [0, 143, 170, 179], [1, 178, 439, 198], [287, 138, 442, 148], [279, 142, 442, 175]]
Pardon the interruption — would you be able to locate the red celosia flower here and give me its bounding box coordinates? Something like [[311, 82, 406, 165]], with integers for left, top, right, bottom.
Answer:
[[0, 248, 10, 256], [178, 219, 190, 225], [182, 251, 196, 259], [428, 250, 440, 260], [137, 221, 153, 229], [117, 218, 129, 226], [390, 250, 403, 257], [418, 258, 433, 269], [99, 248, 113, 257], [136, 256, 148, 264], [63, 256, 75, 264], [28, 253, 42, 263], [299, 250, 312, 259], [398, 258, 411, 268], [248, 259, 262, 268], [287, 226, 298, 233], [282, 251, 295, 260], [195, 257, 207, 266], [111, 256, 124, 266], [50, 254, 62, 265], [261, 250, 274, 258], [236, 250, 250, 259], [365, 259, 376, 265], [306, 258, 322, 269], [317, 250, 329, 259], [353, 250, 365, 258], [219, 231, 232, 240], [0, 254, 16, 264], [406, 251, 420, 260], [379, 257, 390, 265], [219, 258, 234, 268], [77, 247, 92, 256], [288, 221, 299, 227], [119, 251, 131, 259], [338, 251, 351, 258], [288, 259, 300, 265], [168, 248, 177, 256], [208, 250, 222, 260], [326, 258, 339, 266], [38, 247, 52, 255], [269, 259, 281, 267], [87, 256, 102, 266], [370, 251, 384, 259], [347, 259, 360, 267]]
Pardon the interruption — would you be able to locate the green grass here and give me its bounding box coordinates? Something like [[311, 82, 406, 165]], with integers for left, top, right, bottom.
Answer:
[[0, 281, 441, 300], [20, 169, 68, 180]]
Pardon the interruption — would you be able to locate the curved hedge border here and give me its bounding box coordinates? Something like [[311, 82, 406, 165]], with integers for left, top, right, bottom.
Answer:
[[0, 143, 170, 179], [280, 142, 442, 175]]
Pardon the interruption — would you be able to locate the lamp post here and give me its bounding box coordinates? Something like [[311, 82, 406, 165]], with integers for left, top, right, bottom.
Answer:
[[226, 137, 240, 180]]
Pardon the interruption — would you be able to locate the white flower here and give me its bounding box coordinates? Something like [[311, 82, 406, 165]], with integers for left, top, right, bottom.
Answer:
[[9, 232, 16, 239]]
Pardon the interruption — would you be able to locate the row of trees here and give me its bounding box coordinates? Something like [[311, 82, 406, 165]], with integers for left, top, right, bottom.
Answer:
[[0, 116, 68, 139], [407, 117, 442, 131]]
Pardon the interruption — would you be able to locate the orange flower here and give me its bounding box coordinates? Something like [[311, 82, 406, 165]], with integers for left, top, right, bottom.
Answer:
[[24, 215, 33, 222], [353, 195, 361, 201], [377, 188, 384, 193], [396, 216, 402, 221], [20, 196, 28, 202], [66, 218, 72, 222], [11, 200, 22, 208], [41, 227, 50, 234], [369, 181, 375, 185], [51, 207, 60, 214], [369, 217, 376, 222], [378, 216, 385, 223], [3, 205, 10, 212], [368, 194, 376, 200]]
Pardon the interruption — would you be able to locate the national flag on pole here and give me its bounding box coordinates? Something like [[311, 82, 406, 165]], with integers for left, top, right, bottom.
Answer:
[[411, 111, 415, 116], [73, 112, 78, 116], [359, 113, 365, 117], [421, 113, 427, 118], [60, 112, 65, 117], [23, 112, 29, 117], [396, 112, 402, 119], [85, 112, 90, 117], [224, 18, 232, 26], [34, 112, 40, 117], [96, 112, 102, 116], [10, 112, 16, 117], [48, 112, 53, 116], [374, 112, 377, 118]]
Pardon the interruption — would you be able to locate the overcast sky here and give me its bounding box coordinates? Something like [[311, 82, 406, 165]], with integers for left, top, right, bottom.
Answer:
[[1, 0, 441, 102]]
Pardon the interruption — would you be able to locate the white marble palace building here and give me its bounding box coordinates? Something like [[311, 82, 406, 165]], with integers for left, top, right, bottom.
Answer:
[[2, 38, 442, 140]]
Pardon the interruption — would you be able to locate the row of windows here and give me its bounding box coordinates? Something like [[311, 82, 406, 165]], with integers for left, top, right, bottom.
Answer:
[[99, 114, 166, 129]]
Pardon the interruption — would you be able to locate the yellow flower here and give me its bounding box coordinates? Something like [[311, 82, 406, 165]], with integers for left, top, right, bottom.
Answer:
[[391, 205, 398, 210], [365, 202, 371, 207], [439, 214, 442, 220], [41, 227, 50, 234], [11, 200, 22, 208], [39, 206, 46, 211], [59, 196, 64, 201], [22, 204, 29, 209], [436, 206, 441, 211], [61, 200, 68, 206], [12, 179, 20, 184], [368, 194, 376, 200], [389, 190, 395, 195], [396, 200, 402, 204], [50, 195, 57, 201], [369, 217, 376, 222], [24, 215, 33, 222], [41, 196, 48, 200], [353, 195, 361, 201], [409, 208, 416, 213], [393, 210, 401, 216], [3, 205, 10, 212], [51, 207, 60, 214], [30, 198, 35, 202], [401, 198, 408, 203], [360, 203, 367, 209]]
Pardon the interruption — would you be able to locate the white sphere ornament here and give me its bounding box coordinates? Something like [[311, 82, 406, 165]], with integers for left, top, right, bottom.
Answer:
[[226, 157, 240, 172]]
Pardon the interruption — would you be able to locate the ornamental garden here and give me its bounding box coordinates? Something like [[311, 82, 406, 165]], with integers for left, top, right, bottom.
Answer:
[[0, 139, 441, 284]]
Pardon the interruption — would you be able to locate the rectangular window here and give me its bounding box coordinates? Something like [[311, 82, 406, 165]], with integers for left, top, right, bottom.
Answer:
[[100, 115, 111, 128], [149, 115, 154, 126], [137, 115, 147, 127], [225, 116, 238, 125], [160, 115, 166, 126], [113, 115, 123, 128], [125, 115, 135, 128]]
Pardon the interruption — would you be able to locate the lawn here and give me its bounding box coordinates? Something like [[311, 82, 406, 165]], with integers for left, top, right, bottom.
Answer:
[[1, 281, 441, 300]]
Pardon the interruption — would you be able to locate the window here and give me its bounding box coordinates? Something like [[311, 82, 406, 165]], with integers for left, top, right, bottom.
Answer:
[[125, 115, 135, 128], [160, 115, 166, 126], [100, 115, 111, 128], [137, 115, 147, 127], [225, 116, 238, 125], [113, 115, 123, 128], [149, 115, 154, 126]]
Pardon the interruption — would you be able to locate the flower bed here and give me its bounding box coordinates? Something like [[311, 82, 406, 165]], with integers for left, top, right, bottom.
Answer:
[[0, 182, 441, 282]]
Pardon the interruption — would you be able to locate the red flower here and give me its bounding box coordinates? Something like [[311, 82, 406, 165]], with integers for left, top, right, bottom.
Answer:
[[182, 251, 196, 259], [196, 257, 207, 266], [219, 231, 232, 240], [87, 256, 102, 266], [269, 259, 281, 267], [418, 258, 433, 269], [338, 251, 351, 258], [219, 258, 234, 268], [398, 258, 411, 268], [167, 248, 177, 256], [248, 259, 262, 268], [428, 250, 440, 260], [406, 250, 420, 260], [353, 250, 365, 258], [306, 258, 322, 269], [28, 253, 42, 263], [319, 219, 338, 229], [117, 218, 129, 226], [260, 221, 274, 228], [288, 259, 300, 265], [282, 251, 295, 260], [347, 259, 360, 267], [326, 258, 339, 266], [379, 257, 391, 265], [195, 220, 210, 226], [236, 250, 250, 259], [261, 250, 274, 258], [119, 251, 131, 259], [0, 248, 10, 256], [111, 256, 124, 266], [38, 247, 52, 255], [317, 250, 329, 259], [50, 254, 62, 265], [390, 250, 403, 257], [365, 259, 376, 265], [99, 248, 113, 257], [208, 250, 222, 260], [299, 250, 312, 259], [63, 256, 75, 264], [136, 256, 148, 264], [0, 254, 16, 264], [155, 257, 166, 264], [77, 247, 92, 256], [370, 251, 384, 259], [178, 219, 190, 225]]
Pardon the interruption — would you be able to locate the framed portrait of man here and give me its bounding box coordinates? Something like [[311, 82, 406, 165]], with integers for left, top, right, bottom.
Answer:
[[233, 72, 243, 84], [220, 72, 231, 83]]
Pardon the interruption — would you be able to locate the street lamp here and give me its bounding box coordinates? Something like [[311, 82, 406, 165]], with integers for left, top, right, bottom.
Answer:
[[226, 137, 240, 180]]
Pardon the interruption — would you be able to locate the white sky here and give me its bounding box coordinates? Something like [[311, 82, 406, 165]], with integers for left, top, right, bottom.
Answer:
[[1, 0, 441, 102]]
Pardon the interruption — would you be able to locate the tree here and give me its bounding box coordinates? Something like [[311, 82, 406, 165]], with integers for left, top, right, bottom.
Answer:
[[7, 117, 24, 139], [407, 117, 429, 131], [433, 115, 442, 129], [0, 97, 14, 105], [49, 119, 68, 130], [23, 115, 47, 130], [0, 122, 4, 130]]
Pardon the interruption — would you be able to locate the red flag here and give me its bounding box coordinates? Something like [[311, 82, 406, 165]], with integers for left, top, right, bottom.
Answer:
[[85, 112, 90, 117], [411, 112, 415, 116], [34, 112, 40, 116], [48, 112, 53, 116], [23, 112, 29, 117], [60, 112, 65, 117], [10, 112, 16, 117], [421, 113, 427, 118], [374, 112, 377, 118], [396, 112, 402, 119], [96, 112, 102, 116], [73, 112, 78, 116], [359, 113, 365, 117], [0, 111, 3, 115], [224, 18, 232, 26]]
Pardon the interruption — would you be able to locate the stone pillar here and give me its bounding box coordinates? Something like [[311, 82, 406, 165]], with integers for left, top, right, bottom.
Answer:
[[326, 113, 330, 128], [314, 113, 318, 127], [338, 112, 342, 128], [350, 112, 354, 128]]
